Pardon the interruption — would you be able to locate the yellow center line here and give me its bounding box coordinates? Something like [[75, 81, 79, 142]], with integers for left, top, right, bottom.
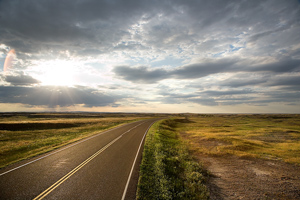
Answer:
[[33, 122, 145, 200]]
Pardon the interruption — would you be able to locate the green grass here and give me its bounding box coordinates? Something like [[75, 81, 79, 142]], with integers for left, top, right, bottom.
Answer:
[[137, 119, 209, 200], [176, 114, 300, 165], [0, 113, 155, 168]]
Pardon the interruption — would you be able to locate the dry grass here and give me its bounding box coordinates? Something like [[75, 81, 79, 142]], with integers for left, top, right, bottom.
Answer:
[[175, 114, 300, 165]]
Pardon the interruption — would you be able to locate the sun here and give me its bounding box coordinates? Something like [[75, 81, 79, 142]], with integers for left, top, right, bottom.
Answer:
[[37, 60, 77, 86]]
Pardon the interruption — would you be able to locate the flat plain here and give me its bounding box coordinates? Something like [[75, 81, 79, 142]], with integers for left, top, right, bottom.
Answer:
[[175, 114, 300, 199], [1, 113, 300, 199]]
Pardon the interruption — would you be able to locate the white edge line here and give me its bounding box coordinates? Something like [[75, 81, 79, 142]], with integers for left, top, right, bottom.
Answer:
[[121, 120, 157, 200], [33, 121, 147, 200], [0, 120, 143, 176]]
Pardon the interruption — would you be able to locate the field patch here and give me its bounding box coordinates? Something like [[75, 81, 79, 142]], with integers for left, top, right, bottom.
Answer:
[[177, 114, 300, 164], [175, 114, 300, 199]]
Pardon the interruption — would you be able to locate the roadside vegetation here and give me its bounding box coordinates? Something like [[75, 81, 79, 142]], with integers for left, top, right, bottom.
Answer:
[[176, 114, 300, 165], [137, 119, 209, 200], [0, 113, 160, 168], [137, 114, 300, 199]]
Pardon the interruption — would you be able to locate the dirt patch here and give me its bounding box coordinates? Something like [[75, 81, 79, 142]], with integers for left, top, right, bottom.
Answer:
[[179, 131, 300, 199], [249, 131, 299, 143], [197, 154, 300, 200], [197, 138, 231, 152]]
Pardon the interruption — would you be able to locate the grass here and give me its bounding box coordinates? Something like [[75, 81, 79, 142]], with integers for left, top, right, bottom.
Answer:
[[175, 114, 300, 165], [0, 113, 158, 168], [137, 119, 209, 200]]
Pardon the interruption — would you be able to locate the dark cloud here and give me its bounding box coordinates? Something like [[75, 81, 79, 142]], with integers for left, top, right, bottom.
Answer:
[[3, 73, 41, 86], [0, 0, 155, 54], [252, 58, 300, 73], [220, 73, 300, 89], [171, 59, 237, 79], [113, 58, 300, 83], [156, 86, 256, 106], [222, 78, 266, 88], [248, 20, 296, 43], [1, 0, 298, 57], [0, 85, 119, 107], [113, 66, 168, 84], [200, 89, 254, 96], [157, 87, 300, 107], [266, 75, 300, 88]]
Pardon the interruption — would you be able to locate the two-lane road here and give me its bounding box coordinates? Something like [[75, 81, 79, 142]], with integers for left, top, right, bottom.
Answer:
[[0, 118, 158, 200]]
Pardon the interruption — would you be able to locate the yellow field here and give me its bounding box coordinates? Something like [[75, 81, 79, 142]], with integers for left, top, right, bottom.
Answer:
[[175, 114, 300, 164]]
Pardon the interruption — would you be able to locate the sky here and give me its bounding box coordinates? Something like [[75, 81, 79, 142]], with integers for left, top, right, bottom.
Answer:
[[0, 0, 299, 113]]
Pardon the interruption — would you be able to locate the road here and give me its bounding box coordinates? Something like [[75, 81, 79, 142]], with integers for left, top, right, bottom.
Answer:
[[0, 118, 158, 200]]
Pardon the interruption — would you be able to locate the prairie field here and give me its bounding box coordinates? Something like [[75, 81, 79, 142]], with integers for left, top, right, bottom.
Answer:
[[175, 114, 300, 164], [0, 112, 160, 168], [174, 114, 300, 199]]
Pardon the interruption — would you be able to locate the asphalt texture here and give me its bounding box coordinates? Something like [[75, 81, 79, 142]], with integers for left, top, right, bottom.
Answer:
[[0, 119, 158, 200]]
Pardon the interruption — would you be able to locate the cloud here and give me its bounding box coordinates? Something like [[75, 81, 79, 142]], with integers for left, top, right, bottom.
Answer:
[[171, 59, 237, 79], [248, 20, 295, 43], [157, 86, 300, 107], [221, 77, 267, 88], [1, 0, 298, 58], [252, 58, 300, 73], [0, 0, 154, 55], [0, 0, 299, 112], [200, 89, 254, 96], [220, 73, 300, 89], [265, 75, 300, 90], [113, 57, 300, 83], [3, 73, 41, 86], [113, 66, 168, 84], [0, 85, 119, 107]]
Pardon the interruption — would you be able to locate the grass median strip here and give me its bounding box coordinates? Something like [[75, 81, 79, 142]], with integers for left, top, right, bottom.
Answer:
[[137, 119, 209, 200]]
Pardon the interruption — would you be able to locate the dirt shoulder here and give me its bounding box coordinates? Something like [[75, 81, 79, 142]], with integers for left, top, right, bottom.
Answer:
[[196, 154, 300, 200]]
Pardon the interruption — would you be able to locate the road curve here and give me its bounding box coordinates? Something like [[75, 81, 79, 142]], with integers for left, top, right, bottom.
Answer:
[[0, 118, 158, 200]]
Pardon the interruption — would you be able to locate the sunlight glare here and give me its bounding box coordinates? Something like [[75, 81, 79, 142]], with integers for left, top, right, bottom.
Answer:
[[37, 60, 77, 86]]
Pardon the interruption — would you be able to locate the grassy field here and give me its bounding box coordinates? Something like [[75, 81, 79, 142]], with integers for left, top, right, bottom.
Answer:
[[137, 115, 300, 199], [0, 112, 160, 168], [137, 119, 209, 200], [2, 113, 299, 198], [175, 114, 300, 165]]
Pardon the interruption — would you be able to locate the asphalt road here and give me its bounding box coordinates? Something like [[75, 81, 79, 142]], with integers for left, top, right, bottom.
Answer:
[[0, 118, 158, 200]]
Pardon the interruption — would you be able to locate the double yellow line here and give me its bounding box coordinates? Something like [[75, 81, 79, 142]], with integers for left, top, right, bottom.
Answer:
[[33, 134, 123, 200]]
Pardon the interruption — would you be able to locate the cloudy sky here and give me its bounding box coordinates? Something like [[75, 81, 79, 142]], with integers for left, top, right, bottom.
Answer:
[[0, 0, 299, 113]]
